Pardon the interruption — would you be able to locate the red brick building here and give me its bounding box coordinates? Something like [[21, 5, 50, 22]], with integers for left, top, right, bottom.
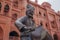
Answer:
[[0, 0, 60, 40]]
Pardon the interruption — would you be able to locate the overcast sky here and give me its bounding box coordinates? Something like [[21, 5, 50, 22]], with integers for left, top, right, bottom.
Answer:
[[30, 0, 60, 12]]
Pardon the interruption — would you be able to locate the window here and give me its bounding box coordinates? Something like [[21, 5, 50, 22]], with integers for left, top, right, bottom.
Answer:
[[53, 34, 58, 40], [13, 0, 18, 8], [39, 12, 41, 15], [51, 21, 56, 28], [4, 4, 9, 16], [40, 22, 43, 26], [4, 4, 9, 12], [46, 23, 49, 29], [43, 13, 46, 17], [46, 23, 48, 27], [12, 14, 17, 20], [0, 2, 2, 11]]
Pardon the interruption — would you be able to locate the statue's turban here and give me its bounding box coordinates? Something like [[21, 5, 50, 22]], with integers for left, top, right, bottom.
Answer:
[[26, 4, 35, 11]]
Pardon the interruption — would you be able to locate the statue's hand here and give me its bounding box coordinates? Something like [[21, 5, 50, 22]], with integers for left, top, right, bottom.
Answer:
[[27, 27, 35, 32], [20, 26, 35, 32], [20, 26, 28, 32]]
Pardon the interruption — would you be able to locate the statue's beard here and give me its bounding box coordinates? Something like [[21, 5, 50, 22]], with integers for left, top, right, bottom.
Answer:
[[26, 11, 33, 19], [27, 14, 33, 19]]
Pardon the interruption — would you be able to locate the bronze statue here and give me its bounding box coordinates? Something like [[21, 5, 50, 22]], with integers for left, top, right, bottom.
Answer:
[[15, 4, 35, 32], [15, 4, 53, 40], [15, 4, 36, 40]]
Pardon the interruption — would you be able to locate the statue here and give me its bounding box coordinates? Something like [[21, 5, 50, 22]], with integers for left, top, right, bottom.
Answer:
[[15, 4, 53, 40], [15, 4, 36, 40], [15, 4, 35, 32]]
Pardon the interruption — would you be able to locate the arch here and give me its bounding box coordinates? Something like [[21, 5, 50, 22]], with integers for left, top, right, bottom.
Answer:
[[0, 27, 3, 40], [4, 4, 9, 15], [39, 12, 41, 15], [0, 2, 2, 10], [9, 31, 19, 40], [13, 0, 18, 7], [12, 14, 17, 20], [43, 13, 46, 17], [4, 4, 9, 12], [39, 21, 43, 26], [53, 34, 58, 40], [9, 31, 19, 37]]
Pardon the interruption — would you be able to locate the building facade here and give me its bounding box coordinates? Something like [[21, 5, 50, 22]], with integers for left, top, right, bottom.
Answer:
[[0, 0, 60, 40]]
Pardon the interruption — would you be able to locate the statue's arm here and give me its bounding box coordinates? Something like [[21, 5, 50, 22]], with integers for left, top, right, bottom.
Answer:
[[15, 17, 26, 30], [32, 20, 36, 28]]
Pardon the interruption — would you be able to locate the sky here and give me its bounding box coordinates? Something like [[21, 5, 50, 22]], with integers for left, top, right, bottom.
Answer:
[[30, 0, 60, 12]]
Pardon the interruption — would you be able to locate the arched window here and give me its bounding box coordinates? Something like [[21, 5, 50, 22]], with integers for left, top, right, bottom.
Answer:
[[46, 23, 49, 29], [46, 23, 48, 27], [4, 4, 9, 12], [12, 14, 17, 20], [39, 12, 41, 15], [13, 0, 18, 8], [51, 21, 56, 28], [9, 31, 19, 40], [40, 22, 43, 26], [0, 2, 2, 11], [4, 4, 9, 15], [44, 14, 46, 16], [44, 13, 46, 17]]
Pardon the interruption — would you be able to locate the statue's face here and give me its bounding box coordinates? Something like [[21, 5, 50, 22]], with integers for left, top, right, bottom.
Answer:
[[26, 10, 34, 18], [26, 4, 35, 18]]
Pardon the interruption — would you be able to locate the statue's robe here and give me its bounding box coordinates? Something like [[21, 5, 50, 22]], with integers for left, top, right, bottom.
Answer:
[[15, 16, 35, 40], [15, 16, 35, 32], [31, 26, 53, 40]]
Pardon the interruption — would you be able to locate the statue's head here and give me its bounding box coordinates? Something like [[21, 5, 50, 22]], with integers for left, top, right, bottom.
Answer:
[[26, 4, 35, 18]]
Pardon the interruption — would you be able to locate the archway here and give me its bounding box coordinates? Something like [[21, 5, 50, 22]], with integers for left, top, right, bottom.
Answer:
[[9, 31, 19, 40], [0, 2, 2, 11], [0, 27, 3, 40], [53, 34, 58, 40], [4, 4, 10, 16]]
